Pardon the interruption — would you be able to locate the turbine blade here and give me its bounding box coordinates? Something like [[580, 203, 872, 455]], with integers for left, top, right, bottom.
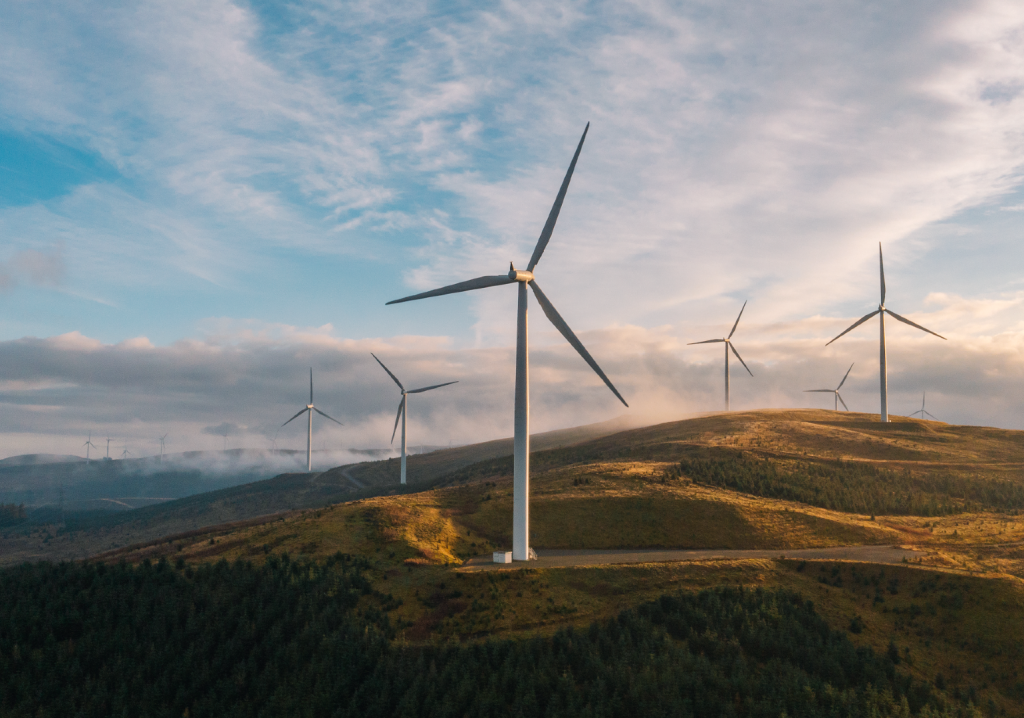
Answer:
[[803, 389, 835, 393], [687, 338, 725, 345], [386, 274, 514, 305], [728, 300, 747, 339], [309, 368, 313, 404], [313, 407, 343, 425], [837, 393, 849, 411], [884, 309, 946, 340], [529, 280, 628, 407], [407, 381, 459, 394], [390, 399, 404, 444], [825, 309, 880, 346], [527, 123, 589, 272], [879, 242, 886, 306], [371, 353, 405, 391], [836, 362, 855, 390], [282, 407, 308, 427], [729, 343, 753, 376], [924, 411, 938, 420]]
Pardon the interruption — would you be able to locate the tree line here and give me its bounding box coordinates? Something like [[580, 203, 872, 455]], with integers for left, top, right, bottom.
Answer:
[[0, 502, 26, 527], [673, 449, 1024, 516]]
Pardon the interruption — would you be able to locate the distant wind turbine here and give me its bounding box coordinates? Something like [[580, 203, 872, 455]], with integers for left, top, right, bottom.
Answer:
[[910, 392, 938, 421], [826, 244, 945, 423], [688, 301, 753, 411], [158, 434, 167, 463], [120, 444, 131, 460], [83, 432, 97, 462], [372, 354, 457, 486], [386, 123, 628, 561], [105, 438, 112, 459], [804, 363, 854, 411], [281, 369, 342, 473]]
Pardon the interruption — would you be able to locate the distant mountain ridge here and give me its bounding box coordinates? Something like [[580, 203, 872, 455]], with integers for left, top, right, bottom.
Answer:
[[0, 454, 86, 467]]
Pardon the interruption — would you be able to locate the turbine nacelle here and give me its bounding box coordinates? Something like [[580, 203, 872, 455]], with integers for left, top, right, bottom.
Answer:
[[508, 267, 535, 282]]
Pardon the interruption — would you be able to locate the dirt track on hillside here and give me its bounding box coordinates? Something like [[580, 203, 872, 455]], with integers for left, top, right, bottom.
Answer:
[[459, 545, 924, 571]]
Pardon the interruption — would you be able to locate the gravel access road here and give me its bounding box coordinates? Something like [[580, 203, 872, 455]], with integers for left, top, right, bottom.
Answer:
[[458, 545, 924, 572]]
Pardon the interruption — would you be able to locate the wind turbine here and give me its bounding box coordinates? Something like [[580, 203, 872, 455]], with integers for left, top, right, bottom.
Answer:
[[386, 123, 628, 561], [83, 432, 97, 462], [372, 353, 457, 486], [158, 434, 167, 463], [281, 368, 342, 473], [120, 444, 131, 460], [688, 301, 753, 411], [804, 363, 854, 411], [910, 392, 938, 421], [826, 244, 945, 423], [105, 438, 112, 460]]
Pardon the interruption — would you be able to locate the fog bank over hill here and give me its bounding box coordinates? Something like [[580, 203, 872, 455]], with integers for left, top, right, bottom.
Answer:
[[0, 446, 425, 510]]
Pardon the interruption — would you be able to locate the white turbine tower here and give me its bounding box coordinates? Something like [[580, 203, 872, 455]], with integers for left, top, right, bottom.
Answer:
[[386, 123, 628, 561], [688, 301, 753, 411], [83, 432, 97, 462], [281, 369, 342, 473], [804, 363, 855, 411], [910, 392, 938, 420], [105, 438, 112, 459], [372, 354, 457, 486], [158, 434, 167, 463], [827, 244, 945, 423]]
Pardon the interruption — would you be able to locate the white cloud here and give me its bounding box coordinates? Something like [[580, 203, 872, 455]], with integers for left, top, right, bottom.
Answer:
[[0, 314, 1021, 460]]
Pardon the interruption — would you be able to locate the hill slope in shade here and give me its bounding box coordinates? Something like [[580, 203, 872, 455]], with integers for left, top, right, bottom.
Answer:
[[6, 409, 1023, 568], [0, 414, 642, 564], [98, 410, 1024, 573]]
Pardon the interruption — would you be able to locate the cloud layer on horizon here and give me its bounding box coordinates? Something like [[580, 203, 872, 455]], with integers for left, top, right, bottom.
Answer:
[[0, 301, 1021, 460]]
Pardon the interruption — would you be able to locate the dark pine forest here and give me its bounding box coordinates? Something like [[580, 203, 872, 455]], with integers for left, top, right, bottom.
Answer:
[[0, 553, 981, 717]]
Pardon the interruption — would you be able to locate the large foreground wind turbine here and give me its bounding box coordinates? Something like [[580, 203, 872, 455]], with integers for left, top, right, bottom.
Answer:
[[910, 392, 937, 421], [386, 123, 628, 561], [826, 244, 945, 423], [804, 363, 854, 411], [372, 354, 457, 485], [281, 369, 342, 472], [688, 301, 753, 411], [83, 433, 97, 462]]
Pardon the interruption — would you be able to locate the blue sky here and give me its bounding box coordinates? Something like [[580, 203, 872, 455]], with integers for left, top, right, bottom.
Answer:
[[1, 0, 1023, 458]]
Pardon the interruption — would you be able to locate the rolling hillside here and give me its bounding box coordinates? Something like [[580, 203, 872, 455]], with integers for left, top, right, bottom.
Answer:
[[0, 414, 642, 564], [8, 408, 1024, 714]]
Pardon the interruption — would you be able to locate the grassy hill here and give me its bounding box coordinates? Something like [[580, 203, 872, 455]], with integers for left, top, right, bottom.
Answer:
[[86, 409, 1024, 568], [0, 415, 642, 565]]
